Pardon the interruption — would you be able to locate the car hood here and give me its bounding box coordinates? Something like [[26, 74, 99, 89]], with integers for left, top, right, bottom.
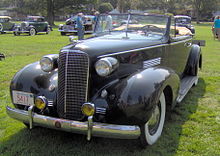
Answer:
[[61, 36, 164, 58]]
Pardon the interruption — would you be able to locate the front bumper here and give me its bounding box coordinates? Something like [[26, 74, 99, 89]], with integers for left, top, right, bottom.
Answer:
[[58, 29, 77, 33], [6, 106, 140, 139], [14, 28, 29, 33], [58, 29, 93, 33]]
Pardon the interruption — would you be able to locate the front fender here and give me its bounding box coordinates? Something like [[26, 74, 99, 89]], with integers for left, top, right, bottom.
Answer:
[[106, 67, 179, 125], [10, 62, 57, 103]]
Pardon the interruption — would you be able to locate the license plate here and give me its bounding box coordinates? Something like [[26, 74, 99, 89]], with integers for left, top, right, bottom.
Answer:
[[12, 91, 34, 106]]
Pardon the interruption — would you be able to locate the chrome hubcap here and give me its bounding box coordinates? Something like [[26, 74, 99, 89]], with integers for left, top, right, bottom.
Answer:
[[30, 29, 35, 35]]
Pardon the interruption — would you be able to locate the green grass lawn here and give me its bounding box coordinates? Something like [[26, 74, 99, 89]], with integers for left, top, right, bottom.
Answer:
[[0, 24, 220, 156]]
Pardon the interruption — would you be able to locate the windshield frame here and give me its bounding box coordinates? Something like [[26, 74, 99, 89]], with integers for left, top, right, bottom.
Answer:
[[94, 13, 170, 40]]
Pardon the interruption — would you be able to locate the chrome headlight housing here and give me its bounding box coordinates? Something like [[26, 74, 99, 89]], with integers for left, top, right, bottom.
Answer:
[[59, 24, 63, 29], [40, 54, 59, 72], [95, 57, 119, 77], [24, 22, 29, 27]]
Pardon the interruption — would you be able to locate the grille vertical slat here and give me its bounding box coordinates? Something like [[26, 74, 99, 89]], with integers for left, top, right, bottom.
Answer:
[[57, 50, 89, 120]]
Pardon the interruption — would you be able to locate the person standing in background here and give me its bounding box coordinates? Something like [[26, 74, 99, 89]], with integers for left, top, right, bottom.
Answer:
[[213, 15, 220, 40], [105, 13, 112, 31], [76, 13, 84, 40]]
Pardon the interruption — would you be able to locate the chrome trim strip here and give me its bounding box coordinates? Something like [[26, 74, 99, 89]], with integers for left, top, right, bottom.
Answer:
[[48, 100, 53, 107], [64, 51, 69, 113], [96, 107, 106, 115], [143, 57, 161, 68], [98, 44, 167, 58], [97, 38, 192, 58], [6, 106, 140, 139]]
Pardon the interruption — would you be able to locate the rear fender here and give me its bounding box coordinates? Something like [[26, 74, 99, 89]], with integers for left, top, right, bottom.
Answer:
[[184, 44, 202, 75]]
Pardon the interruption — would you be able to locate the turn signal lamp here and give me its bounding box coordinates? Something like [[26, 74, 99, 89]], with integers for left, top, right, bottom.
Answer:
[[81, 103, 95, 116], [35, 96, 48, 110]]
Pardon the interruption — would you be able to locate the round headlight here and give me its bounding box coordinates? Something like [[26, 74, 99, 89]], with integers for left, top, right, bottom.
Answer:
[[59, 24, 63, 29], [40, 57, 53, 72], [95, 57, 119, 77], [24, 22, 29, 27], [40, 54, 58, 72], [35, 96, 48, 110], [82, 103, 95, 116]]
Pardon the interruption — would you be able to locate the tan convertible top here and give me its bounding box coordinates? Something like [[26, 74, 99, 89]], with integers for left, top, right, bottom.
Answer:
[[0, 16, 12, 19]]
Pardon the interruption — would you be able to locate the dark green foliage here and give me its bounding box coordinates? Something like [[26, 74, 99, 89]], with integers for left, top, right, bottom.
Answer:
[[98, 2, 114, 13]]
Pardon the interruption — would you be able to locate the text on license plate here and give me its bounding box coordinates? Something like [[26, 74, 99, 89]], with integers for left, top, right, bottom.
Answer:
[[12, 91, 34, 106]]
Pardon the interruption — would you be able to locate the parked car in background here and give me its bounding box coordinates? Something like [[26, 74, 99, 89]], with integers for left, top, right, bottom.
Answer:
[[0, 16, 16, 34], [13, 16, 51, 36], [7, 13, 203, 147], [174, 15, 195, 35], [58, 15, 94, 35]]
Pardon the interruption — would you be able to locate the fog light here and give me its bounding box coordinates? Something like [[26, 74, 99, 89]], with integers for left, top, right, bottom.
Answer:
[[35, 96, 48, 110], [82, 103, 95, 116]]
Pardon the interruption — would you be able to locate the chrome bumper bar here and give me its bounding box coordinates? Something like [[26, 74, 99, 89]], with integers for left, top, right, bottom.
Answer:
[[6, 106, 140, 139]]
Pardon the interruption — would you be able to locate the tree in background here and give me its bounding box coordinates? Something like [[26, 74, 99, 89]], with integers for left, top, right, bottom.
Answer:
[[98, 2, 113, 13], [191, 0, 218, 23], [1, 0, 219, 24]]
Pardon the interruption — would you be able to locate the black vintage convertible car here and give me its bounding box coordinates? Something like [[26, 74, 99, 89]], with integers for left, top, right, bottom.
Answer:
[[7, 13, 203, 147], [58, 15, 94, 35]]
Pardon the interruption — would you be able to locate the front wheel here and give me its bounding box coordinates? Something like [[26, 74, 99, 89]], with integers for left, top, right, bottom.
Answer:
[[140, 92, 166, 147], [29, 28, 36, 36]]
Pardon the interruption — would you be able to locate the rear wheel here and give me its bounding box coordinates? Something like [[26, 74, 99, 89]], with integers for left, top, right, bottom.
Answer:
[[191, 57, 199, 76], [46, 27, 50, 34], [0, 23, 3, 31], [61, 32, 66, 36], [14, 31, 20, 36], [185, 54, 201, 76], [29, 28, 36, 36], [140, 92, 166, 147]]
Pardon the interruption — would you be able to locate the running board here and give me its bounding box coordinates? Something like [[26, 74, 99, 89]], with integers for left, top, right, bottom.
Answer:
[[177, 76, 198, 103]]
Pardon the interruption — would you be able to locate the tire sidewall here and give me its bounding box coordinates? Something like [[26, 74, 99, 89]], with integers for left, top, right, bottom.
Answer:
[[0, 23, 3, 31], [29, 28, 36, 36], [141, 92, 166, 146], [46, 27, 50, 34]]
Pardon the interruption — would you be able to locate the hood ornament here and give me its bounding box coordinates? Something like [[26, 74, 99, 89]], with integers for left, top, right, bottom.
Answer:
[[69, 36, 81, 44]]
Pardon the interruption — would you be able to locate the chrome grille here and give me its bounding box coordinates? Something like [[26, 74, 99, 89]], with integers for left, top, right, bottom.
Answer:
[[21, 22, 27, 28], [57, 50, 89, 120]]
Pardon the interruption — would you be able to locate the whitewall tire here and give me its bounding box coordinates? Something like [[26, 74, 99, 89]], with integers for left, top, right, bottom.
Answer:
[[29, 28, 36, 36], [140, 92, 166, 146]]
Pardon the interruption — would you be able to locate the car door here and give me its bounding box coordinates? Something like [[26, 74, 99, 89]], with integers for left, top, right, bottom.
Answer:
[[37, 18, 47, 32], [3, 18, 14, 31], [164, 18, 192, 77]]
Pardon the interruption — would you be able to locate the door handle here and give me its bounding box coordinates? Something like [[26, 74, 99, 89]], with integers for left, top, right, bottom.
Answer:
[[184, 42, 192, 47]]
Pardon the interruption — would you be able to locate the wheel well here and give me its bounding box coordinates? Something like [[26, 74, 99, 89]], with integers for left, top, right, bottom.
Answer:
[[163, 85, 173, 112]]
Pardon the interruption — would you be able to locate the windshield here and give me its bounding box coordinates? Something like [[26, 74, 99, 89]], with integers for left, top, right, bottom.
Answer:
[[175, 17, 191, 24], [94, 14, 168, 40], [27, 17, 44, 22], [0, 18, 10, 22]]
